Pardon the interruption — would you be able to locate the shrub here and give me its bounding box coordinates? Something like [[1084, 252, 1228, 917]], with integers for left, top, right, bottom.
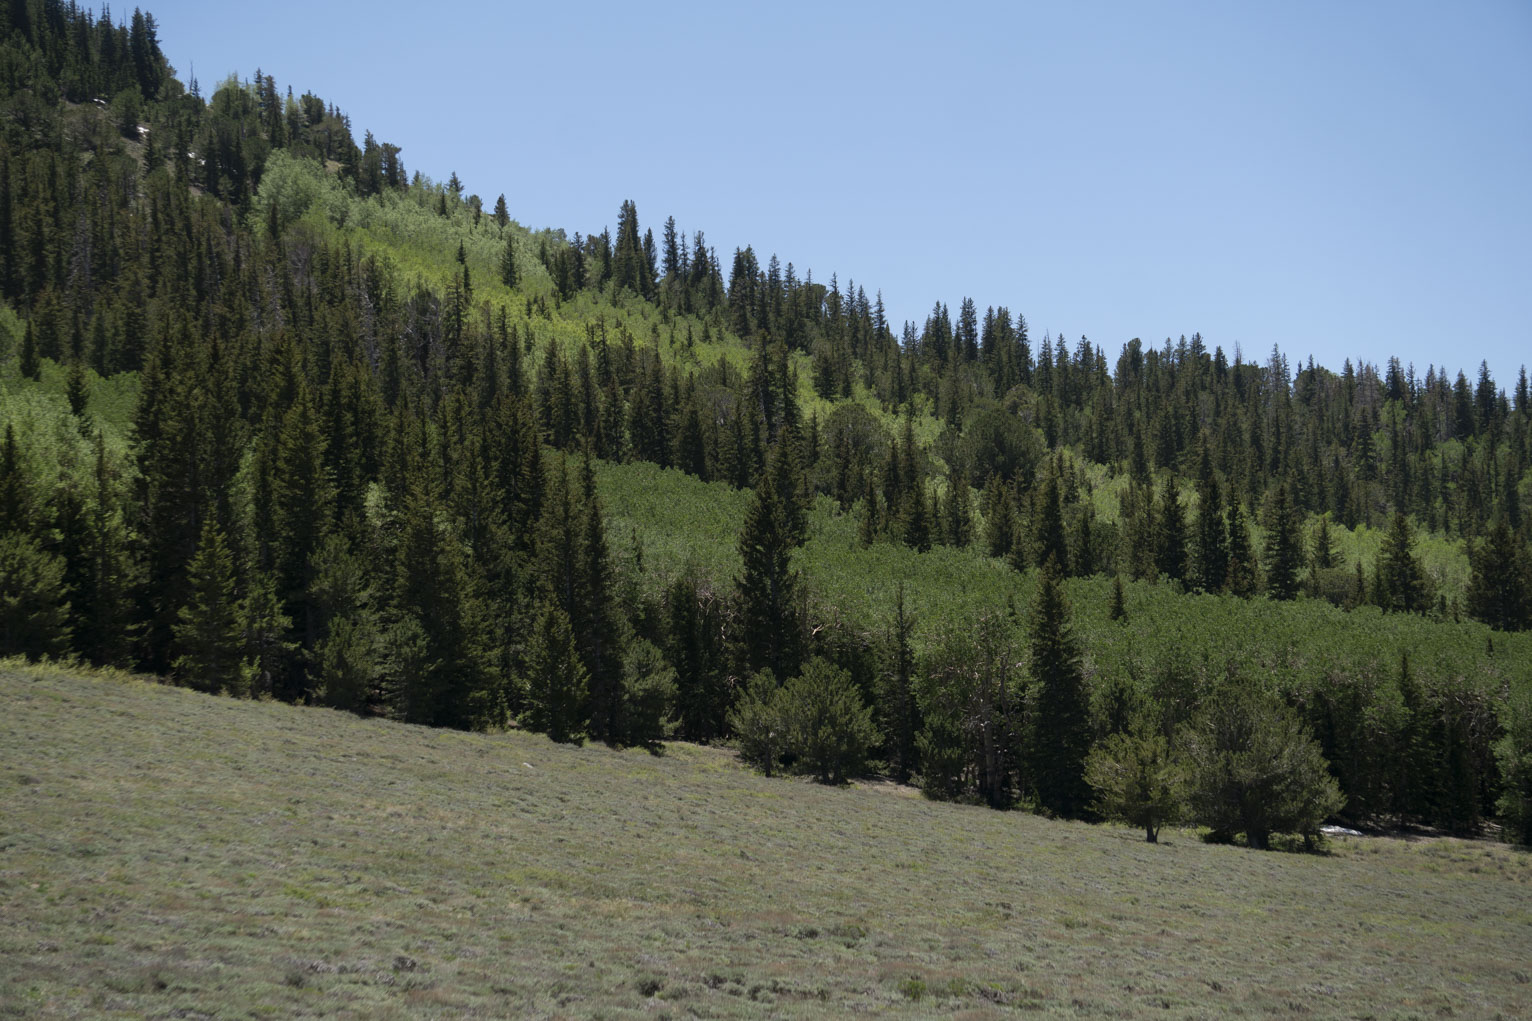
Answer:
[[1085, 729, 1182, 842], [1177, 684, 1343, 849], [777, 658, 880, 785]]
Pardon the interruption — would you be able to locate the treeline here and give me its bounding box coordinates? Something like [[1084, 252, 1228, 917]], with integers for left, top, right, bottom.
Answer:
[[1, 3, 1530, 847]]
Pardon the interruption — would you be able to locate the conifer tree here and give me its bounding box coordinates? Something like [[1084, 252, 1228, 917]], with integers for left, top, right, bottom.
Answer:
[[171, 518, 248, 695], [500, 234, 517, 288], [1225, 501, 1258, 598], [735, 462, 802, 680], [1154, 480, 1188, 584], [983, 478, 1016, 560], [523, 600, 589, 743], [1032, 472, 1069, 573], [1466, 518, 1530, 631], [1193, 444, 1226, 560], [1029, 558, 1092, 818], [1262, 479, 1305, 600], [1378, 511, 1428, 613]]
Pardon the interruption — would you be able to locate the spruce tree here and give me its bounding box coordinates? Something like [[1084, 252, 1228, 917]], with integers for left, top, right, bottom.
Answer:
[[1032, 472, 1069, 573], [523, 600, 589, 743], [1192, 445, 1228, 592], [735, 464, 802, 680], [1225, 501, 1258, 598], [1154, 480, 1188, 584], [1466, 518, 1530, 631], [1029, 558, 1092, 818], [1378, 511, 1428, 613], [500, 234, 517, 288], [171, 518, 248, 695], [1262, 479, 1305, 600]]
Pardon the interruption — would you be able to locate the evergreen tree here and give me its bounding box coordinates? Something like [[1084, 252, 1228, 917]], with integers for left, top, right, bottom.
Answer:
[[1262, 479, 1305, 600], [1192, 447, 1228, 592], [170, 518, 248, 695], [1085, 729, 1181, 842], [1032, 472, 1069, 573], [500, 234, 517, 288], [1466, 518, 1531, 631], [1029, 559, 1092, 817], [1154, 480, 1188, 584], [735, 465, 802, 679], [523, 600, 589, 743], [1378, 511, 1428, 613], [1225, 501, 1258, 598]]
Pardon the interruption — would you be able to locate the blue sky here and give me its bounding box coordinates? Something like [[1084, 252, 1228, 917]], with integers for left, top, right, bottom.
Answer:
[[145, 1, 1529, 387]]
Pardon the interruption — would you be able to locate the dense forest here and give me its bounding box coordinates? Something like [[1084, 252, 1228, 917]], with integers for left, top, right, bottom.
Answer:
[[2, 3, 1530, 848]]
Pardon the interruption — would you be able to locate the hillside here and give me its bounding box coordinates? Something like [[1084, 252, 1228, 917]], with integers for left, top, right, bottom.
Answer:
[[4, 663, 1531, 1019], [1, 2, 1530, 843]]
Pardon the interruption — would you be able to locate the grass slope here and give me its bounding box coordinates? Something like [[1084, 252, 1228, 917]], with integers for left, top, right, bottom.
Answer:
[[3, 664, 1530, 1020]]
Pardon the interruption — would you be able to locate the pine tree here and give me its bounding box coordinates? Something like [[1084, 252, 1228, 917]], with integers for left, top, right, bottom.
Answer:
[[1154, 480, 1188, 584], [1032, 472, 1069, 573], [1225, 501, 1258, 598], [171, 518, 249, 695], [523, 600, 589, 743], [735, 465, 802, 680], [493, 194, 509, 231], [1029, 559, 1092, 818], [1192, 447, 1228, 592], [1466, 518, 1530, 631], [500, 234, 517, 288], [19, 320, 39, 380], [1262, 479, 1305, 600], [1109, 574, 1127, 623], [1378, 511, 1428, 613]]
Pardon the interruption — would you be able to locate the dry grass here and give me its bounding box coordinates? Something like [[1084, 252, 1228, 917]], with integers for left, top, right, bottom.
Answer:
[[2, 661, 1530, 1019]]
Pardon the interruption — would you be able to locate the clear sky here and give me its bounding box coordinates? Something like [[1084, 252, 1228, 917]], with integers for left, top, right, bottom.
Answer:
[[143, 0, 1529, 387]]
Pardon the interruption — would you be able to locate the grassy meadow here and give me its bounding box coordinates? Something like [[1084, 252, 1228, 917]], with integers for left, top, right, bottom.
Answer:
[[3, 662, 1530, 1020]]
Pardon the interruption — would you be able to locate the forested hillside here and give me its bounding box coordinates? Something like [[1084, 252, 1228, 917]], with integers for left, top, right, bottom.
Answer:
[[2, 4, 1530, 845]]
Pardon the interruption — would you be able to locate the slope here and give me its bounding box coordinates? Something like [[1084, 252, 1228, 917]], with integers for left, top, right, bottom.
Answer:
[[3, 662, 1529, 1020]]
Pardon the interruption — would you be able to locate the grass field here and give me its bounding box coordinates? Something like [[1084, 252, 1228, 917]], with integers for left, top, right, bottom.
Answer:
[[3, 663, 1531, 1020]]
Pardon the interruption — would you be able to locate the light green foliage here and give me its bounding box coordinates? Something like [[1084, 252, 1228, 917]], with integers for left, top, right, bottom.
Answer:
[[777, 658, 880, 784], [247, 150, 353, 235], [728, 669, 782, 776], [1085, 729, 1182, 841]]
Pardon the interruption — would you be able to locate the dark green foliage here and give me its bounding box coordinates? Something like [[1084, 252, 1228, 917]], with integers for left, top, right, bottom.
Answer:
[[1032, 471, 1069, 573], [1225, 502, 1258, 598], [735, 463, 802, 680], [523, 601, 588, 744], [1178, 684, 1343, 849], [729, 670, 783, 776], [879, 583, 920, 783], [1, 4, 1529, 841], [1262, 480, 1304, 600], [1495, 688, 1532, 845], [1467, 519, 1531, 631], [1085, 729, 1181, 842], [1154, 481, 1188, 584], [1029, 560, 1092, 817], [1109, 574, 1127, 623], [171, 519, 246, 695], [619, 639, 676, 751], [1378, 512, 1428, 614], [916, 615, 1022, 807]]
